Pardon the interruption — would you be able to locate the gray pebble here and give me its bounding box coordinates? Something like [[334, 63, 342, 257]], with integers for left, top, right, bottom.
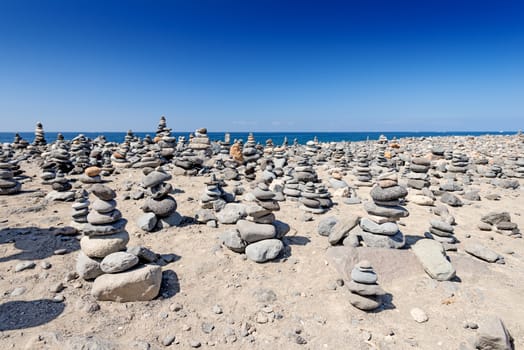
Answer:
[[15, 261, 36, 272]]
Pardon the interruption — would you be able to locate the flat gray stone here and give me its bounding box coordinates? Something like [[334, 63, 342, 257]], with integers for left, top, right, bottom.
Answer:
[[412, 239, 456, 281], [360, 218, 398, 236], [245, 239, 284, 263], [237, 220, 276, 243], [464, 242, 504, 263], [328, 214, 360, 245], [137, 213, 158, 232], [100, 252, 139, 273]]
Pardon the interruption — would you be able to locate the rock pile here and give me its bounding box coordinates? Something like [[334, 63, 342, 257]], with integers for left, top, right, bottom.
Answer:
[[76, 184, 162, 302], [358, 172, 407, 248], [479, 212, 521, 238], [220, 183, 290, 263], [33, 122, 47, 146], [44, 171, 75, 201], [242, 133, 260, 181], [354, 150, 373, 187], [348, 260, 385, 311], [425, 219, 457, 246], [138, 169, 181, 232], [189, 128, 211, 153], [0, 160, 22, 195]]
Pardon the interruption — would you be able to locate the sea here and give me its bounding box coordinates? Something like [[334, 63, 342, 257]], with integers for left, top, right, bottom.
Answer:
[[0, 131, 517, 146]]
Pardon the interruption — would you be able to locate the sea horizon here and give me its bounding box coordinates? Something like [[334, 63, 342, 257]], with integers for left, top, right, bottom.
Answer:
[[1, 130, 518, 146]]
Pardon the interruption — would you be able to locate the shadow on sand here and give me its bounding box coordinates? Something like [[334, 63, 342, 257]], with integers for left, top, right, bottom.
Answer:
[[0, 299, 65, 331]]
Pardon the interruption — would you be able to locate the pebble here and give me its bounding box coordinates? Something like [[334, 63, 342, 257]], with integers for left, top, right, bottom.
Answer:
[[15, 261, 36, 272], [162, 334, 176, 346], [49, 282, 65, 293], [40, 261, 52, 269], [10, 286, 27, 296], [410, 308, 429, 323], [189, 340, 201, 348], [212, 305, 223, 314], [201, 322, 215, 334]]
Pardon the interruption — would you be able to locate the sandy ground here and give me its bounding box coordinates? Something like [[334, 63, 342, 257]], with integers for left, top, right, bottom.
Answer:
[[1, 159, 523, 350]]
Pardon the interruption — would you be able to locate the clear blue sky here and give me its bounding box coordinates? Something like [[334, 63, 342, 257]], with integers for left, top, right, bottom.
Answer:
[[0, 0, 523, 132]]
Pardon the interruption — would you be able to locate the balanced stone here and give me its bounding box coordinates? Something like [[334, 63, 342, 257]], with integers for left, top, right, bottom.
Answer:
[[100, 252, 139, 273]]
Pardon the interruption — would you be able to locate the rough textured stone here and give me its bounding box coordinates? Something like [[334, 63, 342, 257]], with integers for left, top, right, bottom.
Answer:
[[474, 317, 514, 350], [91, 264, 162, 302], [237, 220, 276, 243], [328, 215, 360, 245], [245, 239, 283, 263], [76, 251, 103, 280], [412, 239, 456, 281], [80, 231, 130, 258], [100, 252, 139, 273]]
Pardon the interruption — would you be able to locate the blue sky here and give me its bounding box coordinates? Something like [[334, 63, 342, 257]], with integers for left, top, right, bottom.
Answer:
[[0, 0, 523, 132]]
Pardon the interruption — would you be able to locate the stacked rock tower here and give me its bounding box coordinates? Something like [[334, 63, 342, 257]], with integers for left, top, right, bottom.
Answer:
[[138, 168, 180, 232], [76, 184, 162, 302], [348, 260, 385, 311], [358, 171, 408, 248]]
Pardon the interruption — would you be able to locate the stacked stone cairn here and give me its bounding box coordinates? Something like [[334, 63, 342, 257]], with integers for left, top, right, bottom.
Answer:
[[221, 183, 290, 263], [33, 122, 47, 146], [76, 184, 162, 302], [189, 128, 211, 154], [479, 212, 522, 238], [348, 260, 385, 311], [0, 158, 22, 195], [80, 165, 103, 184], [152, 117, 176, 160], [195, 174, 234, 227], [12, 133, 29, 150], [358, 172, 407, 248], [299, 182, 333, 214], [70, 134, 92, 174], [44, 171, 75, 201], [373, 134, 389, 169], [138, 168, 181, 232], [242, 133, 260, 181], [354, 150, 373, 187], [218, 133, 231, 157], [71, 192, 90, 226], [406, 156, 435, 206], [425, 217, 457, 247]]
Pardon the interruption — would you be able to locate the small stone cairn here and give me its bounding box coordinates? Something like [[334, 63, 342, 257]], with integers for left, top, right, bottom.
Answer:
[[354, 150, 373, 187], [76, 184, 162, 302], [138, 168, 181, 232], [358, 172, 407, 248], [348, 260, 385, 311], [33, 122, 47, 146], [0, 158, 22, 195], [221, 183, 290, 263], [479, 212, 521, 238]]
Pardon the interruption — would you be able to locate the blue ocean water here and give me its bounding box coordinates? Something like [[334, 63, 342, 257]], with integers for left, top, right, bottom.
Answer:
[[0, 131, 516, 146]]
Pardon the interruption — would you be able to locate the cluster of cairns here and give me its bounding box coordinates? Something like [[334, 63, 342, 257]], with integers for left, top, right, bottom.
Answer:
[[0, 157, 22, 195], [32, 122, 47, 146], [220, 183, 290, 263], [479, 212, 522, 238], [357, 172, 408, 248], [195, 174, 235, 227], [138, 168, 181, 232], [76, 184, 162, 302], [347, 260, 385, 311]]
